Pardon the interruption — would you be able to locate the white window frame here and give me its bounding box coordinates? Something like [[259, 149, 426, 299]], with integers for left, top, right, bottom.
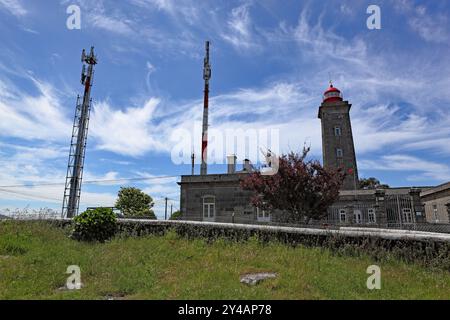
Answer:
[[202, 196, 215, 221], [336, 148, 343, 158], [334, 126, 342, 136], [256, 207, 271, 222], [402, 208, 413, 224], [339, 209, 346, 223], [368, 208, 376, 224], [432, 205, 439, 223]]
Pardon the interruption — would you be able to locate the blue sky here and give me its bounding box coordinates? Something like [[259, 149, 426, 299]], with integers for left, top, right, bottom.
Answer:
[[0, 0, 449, 218]]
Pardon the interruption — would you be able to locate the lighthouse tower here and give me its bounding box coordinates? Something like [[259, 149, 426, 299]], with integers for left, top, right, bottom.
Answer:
[[318, 83, 358, 190]]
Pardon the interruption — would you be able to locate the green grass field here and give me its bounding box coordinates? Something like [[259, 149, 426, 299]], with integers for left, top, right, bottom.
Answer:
[[0, 221, 449, 299]]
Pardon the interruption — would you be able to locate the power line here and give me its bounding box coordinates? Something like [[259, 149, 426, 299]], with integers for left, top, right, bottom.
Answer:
[[0, 175, 180, 189], [0, 188, 177, 205], [0, 188, 61, 202]]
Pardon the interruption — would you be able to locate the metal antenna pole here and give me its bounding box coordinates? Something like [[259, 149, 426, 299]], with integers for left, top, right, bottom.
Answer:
[[200, 41, 211, 175], [165, 197, 168, 220], [62, 47, 98, 218], [191, 151, 195, 175]]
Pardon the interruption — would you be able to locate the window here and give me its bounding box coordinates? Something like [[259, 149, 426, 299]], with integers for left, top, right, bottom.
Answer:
[[336, 148, 343, 158], [334, 127, 342, 136], [432, 205, 439, 223], [368, 208, 376, 223], [256, 207, 271, 222], [339, 209, 346, 223], [203, 196, 215, 221], [402, 208, 412, 223], [354, 209, 362, 224]]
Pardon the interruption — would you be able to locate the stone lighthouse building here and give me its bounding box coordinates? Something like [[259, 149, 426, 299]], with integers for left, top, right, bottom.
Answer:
[[318, 83, 358, 190], [179, 82, 426, 227]]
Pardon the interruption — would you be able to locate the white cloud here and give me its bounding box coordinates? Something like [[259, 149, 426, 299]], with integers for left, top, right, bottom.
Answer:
[[89, 13, 134, 36], [221, 3, 260, 51], [339, 4, 353, 16], [359, 154, 450, 182], [0, 76, 71, 142], [0, 0, 27, 17], [90, 97, 167, 156], [394, 1, 449, 43], [0, 142, 117, 208], [130, 0, 199, 25]]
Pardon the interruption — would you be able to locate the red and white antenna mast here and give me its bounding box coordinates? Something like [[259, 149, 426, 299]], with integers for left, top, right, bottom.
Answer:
[[200, 41, 211, 175], [62, 47, 97, 218]]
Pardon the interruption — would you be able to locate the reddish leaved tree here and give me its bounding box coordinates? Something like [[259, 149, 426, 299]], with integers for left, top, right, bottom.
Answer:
[[240, 147, 345, 223]]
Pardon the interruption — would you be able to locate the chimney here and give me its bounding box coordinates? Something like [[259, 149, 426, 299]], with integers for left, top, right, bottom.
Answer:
[[243, 159, 253, 172], [227, 155, 237, 174]]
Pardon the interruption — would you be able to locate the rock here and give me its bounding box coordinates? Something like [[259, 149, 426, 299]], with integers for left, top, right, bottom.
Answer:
[[105, 292, 127, 300], [240, 272, 277, 286], [57, 282, 84, 291]]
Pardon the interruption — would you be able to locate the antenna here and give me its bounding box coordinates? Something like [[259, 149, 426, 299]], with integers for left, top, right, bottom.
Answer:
[[191, 150, 195, 175], [200, 41, 211, 175], [203, 41, 211, 82], [81, 65, 86, 84], [62, 46, 98, 218]]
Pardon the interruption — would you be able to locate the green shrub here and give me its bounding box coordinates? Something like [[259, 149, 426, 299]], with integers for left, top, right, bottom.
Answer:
[[71, 207, 117, 242]]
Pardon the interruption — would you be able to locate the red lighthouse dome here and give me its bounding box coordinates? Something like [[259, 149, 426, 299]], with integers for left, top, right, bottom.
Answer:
[[323, 82, 343, 103]]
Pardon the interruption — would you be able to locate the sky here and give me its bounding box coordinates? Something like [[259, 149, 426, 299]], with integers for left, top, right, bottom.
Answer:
[[0, 0, 449, 218]]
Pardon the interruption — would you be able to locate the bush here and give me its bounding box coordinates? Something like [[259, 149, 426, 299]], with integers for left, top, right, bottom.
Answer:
[[71, 208, 117, 242]]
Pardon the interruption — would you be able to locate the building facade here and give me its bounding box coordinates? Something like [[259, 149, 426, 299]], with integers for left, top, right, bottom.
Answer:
[[421, 182, 450, 224], [179, 171, 425, 227], [179, 83, 429, 227]]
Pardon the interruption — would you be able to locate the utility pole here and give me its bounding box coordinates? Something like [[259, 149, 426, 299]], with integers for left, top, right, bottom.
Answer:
[[164, 197, 168, 220], [62, 47, 97, 218], [170, 204, 173, 219], [191, 151, 195, 175], [200, 41, 211, 175]]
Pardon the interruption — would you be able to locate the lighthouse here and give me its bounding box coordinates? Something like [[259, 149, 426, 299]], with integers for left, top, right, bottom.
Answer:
[[318, 82, 359, 190]]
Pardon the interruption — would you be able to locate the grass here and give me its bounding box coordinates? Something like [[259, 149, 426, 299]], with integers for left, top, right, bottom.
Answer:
[[0, 221, 449, 300]]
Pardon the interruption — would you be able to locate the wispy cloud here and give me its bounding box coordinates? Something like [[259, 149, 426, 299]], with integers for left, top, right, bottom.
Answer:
[[394, 0, 449, 43], [0, 76, 71, 141], [0, 0, 27, 17], [89, 13, 134, 36], [221, 3, 260, 52], [359, 154, 450, 182]]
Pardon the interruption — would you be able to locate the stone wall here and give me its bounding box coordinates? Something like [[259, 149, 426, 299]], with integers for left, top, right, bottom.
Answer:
[[43, 218, 450, 270]]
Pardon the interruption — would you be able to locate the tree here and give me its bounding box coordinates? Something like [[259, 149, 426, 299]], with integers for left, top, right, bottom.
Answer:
[[169, 210, 182, 220], [240, 147, 345, 223], [359, 177, 389, 190], [115, 187, 156, 219]]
